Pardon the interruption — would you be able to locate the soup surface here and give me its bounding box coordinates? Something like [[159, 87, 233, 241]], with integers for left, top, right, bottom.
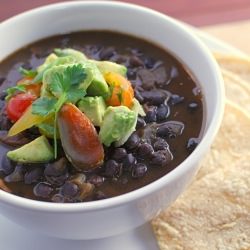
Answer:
[[0, 31, 203, 202]]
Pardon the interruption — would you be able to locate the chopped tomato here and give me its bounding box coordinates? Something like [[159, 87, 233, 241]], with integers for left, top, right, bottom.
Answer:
[[6, 93, 37, 122], [104, 72, 134, 108], [17, 77, 41, 97]]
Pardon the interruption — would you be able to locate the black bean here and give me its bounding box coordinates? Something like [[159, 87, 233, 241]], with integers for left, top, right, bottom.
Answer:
[[127, 68, 137, 80], [130, 48, 143, 56], [24, 167, 43, 184], [44, 157, 69, 186], [122, 153, 137, 171], [137, 143, 154, 159], [52, 194, 65, 203], [129, 56, 144, 67], [0, 130, 31, 147], [99, 47, 115, 60], [61, 182, 79, 197], [0, 90, 6, 100], [112, 148, 127, 162], [145, 106, 157, 123], [104, 160, 121, 177], [115, 55, 128, 64], [134, 89, 144, 103], [188, 102, 199, 111], [44, 157, 67, 176], [153, 138, 169, 151], [88, 175, 105, 186], [0, 113, 12, 131], [4, 165, 25, 183], [153, 66, 168, 85], [156, 121, 184, 138], [132, 163, 147, 178], [0, 100, 4, 111], [157, 104, 170, 121], [150, 151, 169, 167], [141, 90, 168, 105], [0, 155, 15, 176], [170, 94, 184, 105], [47, 174, 69, 187], [143, 57, 155, 69], [187, 138, 199, 152], [95, 191, 107, 200], [137, 69, 155, 90], [125, 133, 140, 150], [33, 182, 53, 198], [136, 117, 146, 129], [25, 127, 41, 138]]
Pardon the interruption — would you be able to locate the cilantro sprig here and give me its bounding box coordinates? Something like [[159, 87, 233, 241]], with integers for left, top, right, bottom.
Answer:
[[5, 85, 26, 100], [32, 64, 87, 158], [18, 67, 37, 78]]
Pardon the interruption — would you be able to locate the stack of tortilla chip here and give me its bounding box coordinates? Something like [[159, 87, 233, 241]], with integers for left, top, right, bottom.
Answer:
[[152, 52, 250, 250]]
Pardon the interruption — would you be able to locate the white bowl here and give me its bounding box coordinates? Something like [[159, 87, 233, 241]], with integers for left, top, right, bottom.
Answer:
[[0, 1, 224, 240]]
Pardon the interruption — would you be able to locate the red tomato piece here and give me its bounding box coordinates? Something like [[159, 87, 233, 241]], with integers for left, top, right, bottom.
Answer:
[[6, 93, 37, 122]]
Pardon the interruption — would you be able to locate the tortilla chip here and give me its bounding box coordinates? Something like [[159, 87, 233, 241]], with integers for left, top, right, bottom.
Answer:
[[197, 101, 250, 179], [213, 52, 250, 84], [152, 102, 250, 250], [222, 69, 250, 114]]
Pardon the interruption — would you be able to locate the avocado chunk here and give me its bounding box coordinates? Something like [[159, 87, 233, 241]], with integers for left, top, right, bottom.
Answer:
[[54, 48, 87, 61], [131, 98, 146, 117], [90, 60, 127, 77], [99, 106, 137, 147], [78, 96, 106, 126], [7, 136, 54, 163], [86, 62, 109, 97], [37, 53, 58, 73]]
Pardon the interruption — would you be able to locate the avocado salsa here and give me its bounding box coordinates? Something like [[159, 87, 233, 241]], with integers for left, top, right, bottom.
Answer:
[[0, 31, 203, 202]]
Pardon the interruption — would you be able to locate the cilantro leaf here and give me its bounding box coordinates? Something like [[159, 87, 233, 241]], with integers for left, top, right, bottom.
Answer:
[[65, 64, 87, 86], [5, 85, 26, 100], [48, 64, 87, 97], [49, 72, 65, 96], [67, 87, 86, 103], [32, 97, 57, 116], [19, 67, 37, 78]]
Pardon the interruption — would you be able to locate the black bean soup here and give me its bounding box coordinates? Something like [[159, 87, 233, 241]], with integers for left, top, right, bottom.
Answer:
[[0, 31, 203, 202]]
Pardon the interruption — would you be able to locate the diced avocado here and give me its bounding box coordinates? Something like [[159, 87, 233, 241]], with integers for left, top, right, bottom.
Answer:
[[7, 136, 54, 163], [131, 98, 146, 116], [35, 55, 79, 86], [78, 96, 106, 126], [99, 106, 137, 147], [37, 53, 58, 73], [86, 62, 109, 97], [42, 63, 93, 97], [90, 60, 127, 77], [54, 48, 87, 61]]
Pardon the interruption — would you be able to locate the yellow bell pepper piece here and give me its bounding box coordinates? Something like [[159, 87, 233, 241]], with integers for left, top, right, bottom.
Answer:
[[8, 105, 47, 137]]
